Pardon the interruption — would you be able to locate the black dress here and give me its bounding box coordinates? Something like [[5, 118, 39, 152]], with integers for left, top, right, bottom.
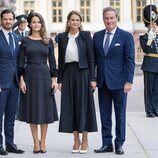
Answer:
[[18, 37, 58, 124]]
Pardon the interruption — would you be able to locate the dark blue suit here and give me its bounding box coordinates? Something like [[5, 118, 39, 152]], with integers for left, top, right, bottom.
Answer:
[[0, 29, 21, 146], [93, 27, 135, 147]]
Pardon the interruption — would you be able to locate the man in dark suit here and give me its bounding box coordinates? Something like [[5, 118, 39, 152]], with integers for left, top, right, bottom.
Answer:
[[0, 9, 24, 155], [13, 14, 29, 38], [140, 5, 158, 118], [93, 7, 135, 155]]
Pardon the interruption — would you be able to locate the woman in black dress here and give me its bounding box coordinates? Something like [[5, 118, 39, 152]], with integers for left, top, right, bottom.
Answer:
[[56, 10, 97, 154], [18, 12, 58, 153]]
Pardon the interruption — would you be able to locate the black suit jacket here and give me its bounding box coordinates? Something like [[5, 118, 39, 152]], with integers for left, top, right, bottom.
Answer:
[[55, 31, 95, 83], [140, 33, 158, 73]]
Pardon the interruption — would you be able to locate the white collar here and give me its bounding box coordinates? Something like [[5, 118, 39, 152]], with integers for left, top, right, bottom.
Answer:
[[1, 27, 12, 36], [105, 26, 117, 35]]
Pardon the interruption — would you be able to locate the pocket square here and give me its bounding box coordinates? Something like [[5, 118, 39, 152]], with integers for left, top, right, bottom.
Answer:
[[114, 43, 120, 46]]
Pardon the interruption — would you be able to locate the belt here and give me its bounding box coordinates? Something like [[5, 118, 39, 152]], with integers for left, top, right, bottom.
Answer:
[[145, 53, 158, 58], [27, 62, 47, 64]]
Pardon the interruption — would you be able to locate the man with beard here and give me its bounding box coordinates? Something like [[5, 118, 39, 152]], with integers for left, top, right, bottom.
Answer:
[[0, 9, 24, 155]]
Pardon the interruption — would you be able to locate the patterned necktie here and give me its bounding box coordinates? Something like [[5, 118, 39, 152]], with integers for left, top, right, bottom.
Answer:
[[8, 32, 14, 54], [103, 32, 111, 56]]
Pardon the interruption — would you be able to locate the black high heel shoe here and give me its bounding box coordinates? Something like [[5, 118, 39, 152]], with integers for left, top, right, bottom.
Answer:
[[33, 140, 41, 154], [40, 142, 46, 154], [40, 150, 47, 153], [33, 150, 41, 154]]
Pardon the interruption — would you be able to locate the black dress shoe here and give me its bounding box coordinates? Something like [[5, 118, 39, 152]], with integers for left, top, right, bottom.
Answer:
[[0, 146, 8, 155], [94, 145, 113, 153], [154, 112, 158, 117], [6, 144, 24, 154], [146, 112, 155, 118], [115, 146, 124, 155]]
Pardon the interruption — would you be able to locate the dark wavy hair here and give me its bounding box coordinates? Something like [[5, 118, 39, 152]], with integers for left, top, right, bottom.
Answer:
[[65, 10, 83, 32], [27, 12, 49, 44]]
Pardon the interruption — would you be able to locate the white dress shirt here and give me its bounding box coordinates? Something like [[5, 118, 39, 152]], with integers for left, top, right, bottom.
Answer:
[[103, 26, 117, 48]]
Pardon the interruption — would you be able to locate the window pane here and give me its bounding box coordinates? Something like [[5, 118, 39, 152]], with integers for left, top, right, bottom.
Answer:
[[87, 9, 90, 15], [23, 1, 35, 15], [87, 0, 90, 6], [81, 1, 84, 6], [137, 16, 140, 21], [53, 17, 56, 22], [59, 17, 62, 22], [137, 9, 140, 14], [81, 9, 84, 14], [53, 10, 56, 15], [30, 1, 34, 7], [24, 2, 28, 7], [59, 1, 62, 7], [59, 9, 62, 15], [80, 0, 91, 22], [137, 1, 140, 6], [51, 0, 63, 23], [53, 1, 56, 7], [83, 16, 85, 22], [142, 0, 146, 6], [87, 16, 90, 22]]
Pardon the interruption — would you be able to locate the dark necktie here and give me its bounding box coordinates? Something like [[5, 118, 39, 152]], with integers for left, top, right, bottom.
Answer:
[[8, 32, 14, 54], [103, 32, 111, 56], [21, 32, 24, 37]]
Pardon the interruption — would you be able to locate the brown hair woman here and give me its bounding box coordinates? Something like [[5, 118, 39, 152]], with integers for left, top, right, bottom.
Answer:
[[18, 12, 58, 154]]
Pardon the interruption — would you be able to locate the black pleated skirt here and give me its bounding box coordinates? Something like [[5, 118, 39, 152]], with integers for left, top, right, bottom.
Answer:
[[59, 62, 97, 133]]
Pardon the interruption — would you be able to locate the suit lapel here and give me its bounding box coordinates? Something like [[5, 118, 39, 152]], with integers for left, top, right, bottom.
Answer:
[[0, 30, 13, 57], [107, 28, 120, 55], [98, 30, 105, 56], [62, 32, 69, 58]]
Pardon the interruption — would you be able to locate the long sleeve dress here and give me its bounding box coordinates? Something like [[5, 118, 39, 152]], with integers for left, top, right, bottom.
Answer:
[[18, 37, 58, 124]]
